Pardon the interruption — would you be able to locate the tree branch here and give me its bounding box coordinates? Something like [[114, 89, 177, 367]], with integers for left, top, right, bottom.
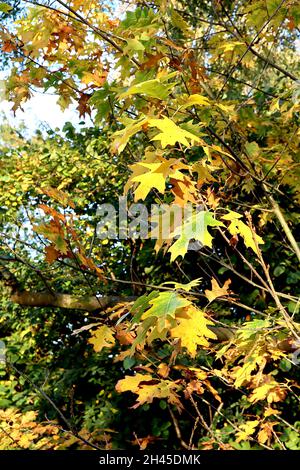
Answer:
[[9, 291, 136, 312]]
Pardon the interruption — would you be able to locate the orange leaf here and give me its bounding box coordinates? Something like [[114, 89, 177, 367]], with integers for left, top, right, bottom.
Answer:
[[45, 245, 61, 264], [205, 278, 232, 303]]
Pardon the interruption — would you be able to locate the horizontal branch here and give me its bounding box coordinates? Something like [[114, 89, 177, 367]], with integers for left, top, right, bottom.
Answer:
[[10, 291, 136, 312], [1, 262, 298, 351]]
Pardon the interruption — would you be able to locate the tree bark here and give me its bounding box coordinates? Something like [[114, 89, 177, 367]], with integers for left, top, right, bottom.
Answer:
[[10, 291, 136, 312]]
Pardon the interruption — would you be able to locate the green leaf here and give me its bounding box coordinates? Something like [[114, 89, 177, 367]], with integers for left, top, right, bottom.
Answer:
[[0, 2, 13, 13], [273, 265, 285, 277], [131, 291, 160, 323], [245, 142, 260, 158], [119, 73, 177, 100], [170, 9, 191, 35], [124, 38, 145, 56], [168, 211, 224, 261], [142, 291, 190, 327]]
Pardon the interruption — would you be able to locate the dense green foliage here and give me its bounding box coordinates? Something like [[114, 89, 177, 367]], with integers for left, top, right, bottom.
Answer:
[[0, 0, 299, 450]]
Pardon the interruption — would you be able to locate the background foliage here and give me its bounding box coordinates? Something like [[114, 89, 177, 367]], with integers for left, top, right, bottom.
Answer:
[[0, 0, 299, 450]]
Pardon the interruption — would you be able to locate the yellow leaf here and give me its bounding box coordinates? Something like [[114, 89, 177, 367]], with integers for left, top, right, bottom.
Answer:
[[124, 38, 145, 55], [111, 118, 148, 154], [118, 73, 177, 100], [267, 386, 286, 403], [258, 422, 277, 444], [222, 211, 264, 254], [88, 325, 115, 353], [236, 420, 259, 442], [21, 411, 37, 425], [116, 374, 182, 410], [157, 362, 170, 378], [180, 94, 210, 108], [205, 278, 232, 303], [249, 382, 276, 403], [232, 357, 264, 388], [219, 41, 244, 53], [132, 380, 182, 409], [18, 433, 36, 449], [131, 162, 166, 200], [81, 71, 106, 87], [170, 9, 191, 35], [168, 211, 224, 261], [148, 116, 201, 148], [115, 373, 153, 393], [170, 306, 217, 357], [264, 407, 281, 417], [192, 161, 217, 187]]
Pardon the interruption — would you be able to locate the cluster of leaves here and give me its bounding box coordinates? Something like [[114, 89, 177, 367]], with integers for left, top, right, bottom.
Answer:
[[0, 0, 300, 450]]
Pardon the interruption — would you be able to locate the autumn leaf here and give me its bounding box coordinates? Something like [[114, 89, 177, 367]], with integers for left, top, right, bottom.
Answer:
[[118, 73, 177, 100], [132, 380, 182, 409], [148, 116, 201, 148], [249, 379, 286, 404], [0, 2, 13, 13], [170, 306, 217, 357], [168, 211, 224, 261], [124, 38, 145, 55], [132, 434, 161, 450], [33, 220, 68, 255], [2, 40, 16, 52], [180, 93, 210, 109], [116, 374, 182, 410], [157, 362, 170, 378], [88, 325, 115, 353], [205, 278, 232, 303], [115, 325, 135, 346], [129, 292, 192, 354], [45, 245, 61, 264], [236, 420, 260, 443], [170, 9, 191, 35], [111, 118, 148, 153], [192, 161, 217, 188], [81, 71, 107, 87], [160, 278, 202, 292], [131, 162, 166, 200], [141, 291, 191, 332], [222, 210, 264, 254], [40, 187, 75, 208], [115, 373, 153, 393], [257, 422, 276, 445]]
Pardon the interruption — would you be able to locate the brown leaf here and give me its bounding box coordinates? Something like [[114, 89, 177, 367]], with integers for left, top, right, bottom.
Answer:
[[45, 245, 61, 264], [2, 40, 16, 53], [77, 93, 91, 118], [115, 325, 135, 345], [131, 434, 161, 450], [140, 53, 164, 70]]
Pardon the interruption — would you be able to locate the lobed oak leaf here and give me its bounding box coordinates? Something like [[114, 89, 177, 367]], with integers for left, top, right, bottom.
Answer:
[[236, 420, 259, 443], [88, 325, 115, 353], [205, 278, 232, 303], [170, 306, 217, 357], [45, 245, 61, 264], [148, 116, 201, 148], [168, 211, 224, 261], [115, 373, 153, 394], [131, 380, 182, 410], [222, 211, 264, 254]]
